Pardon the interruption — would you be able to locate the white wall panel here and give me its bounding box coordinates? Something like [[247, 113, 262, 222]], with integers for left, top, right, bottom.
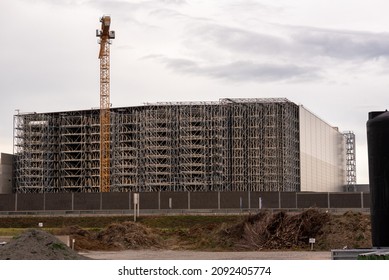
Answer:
[[299, 106, 345, 192]]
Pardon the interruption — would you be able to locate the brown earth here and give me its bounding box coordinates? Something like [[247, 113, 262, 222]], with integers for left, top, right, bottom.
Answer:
[[0, 210, 372, 259], [60, 209, 372, 252]]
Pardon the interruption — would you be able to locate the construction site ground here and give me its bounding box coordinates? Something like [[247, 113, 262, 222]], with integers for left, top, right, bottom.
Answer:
[[82, 249, 331, 260], [0, 209, 371, 260]]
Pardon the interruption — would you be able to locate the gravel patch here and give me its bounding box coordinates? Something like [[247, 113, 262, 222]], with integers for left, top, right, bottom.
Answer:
[[0, 229, 89, 260]]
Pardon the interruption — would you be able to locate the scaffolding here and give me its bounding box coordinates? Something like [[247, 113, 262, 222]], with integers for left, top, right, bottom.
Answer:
[[343, 131, 357, 185], [13, 98, 301, 193]]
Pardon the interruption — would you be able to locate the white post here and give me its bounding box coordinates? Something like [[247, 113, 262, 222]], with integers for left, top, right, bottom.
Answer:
[[137, 196, 140, 217], [259, 197, 262, 209], [133, 193, 139, 222]]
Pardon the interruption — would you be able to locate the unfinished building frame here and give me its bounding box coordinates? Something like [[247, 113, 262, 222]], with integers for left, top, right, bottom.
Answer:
[[343, 131, 356, 185], [13, 98, 301, 193]]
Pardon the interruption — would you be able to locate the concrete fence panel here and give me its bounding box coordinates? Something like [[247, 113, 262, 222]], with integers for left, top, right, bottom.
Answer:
[[102, 192, 130, 210], [0, 194, 16, 211], [297, 193, 328, 208], [330, 193, 362, 208], [45, 193, 72, 211], [160, 192, 188, 209], [190, 192, 218, 209], [220, 192, 248, 209], [137, 192, 159, 209], [17, 194, 44, 211], [280, 192, 297, 208], [363, 193, 371, 208], [0, 191, 373, 213], [251, 192, 280, 208], [73, 193, 101, 210]]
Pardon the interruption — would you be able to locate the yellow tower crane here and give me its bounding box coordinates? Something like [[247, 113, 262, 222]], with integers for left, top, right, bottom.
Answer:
[[96, 15, 115, 192]]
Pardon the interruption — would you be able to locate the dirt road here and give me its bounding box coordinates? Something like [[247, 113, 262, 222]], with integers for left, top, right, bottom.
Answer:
[[82, 249, 331, 260]]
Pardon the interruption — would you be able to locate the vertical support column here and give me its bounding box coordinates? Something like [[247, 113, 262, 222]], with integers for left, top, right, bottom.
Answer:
[[99, 43, 111, 193], [295, 192, 298, 209]]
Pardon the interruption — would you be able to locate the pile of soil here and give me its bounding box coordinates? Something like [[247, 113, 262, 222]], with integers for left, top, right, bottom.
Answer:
[[96, 222, 162, 249], [0, 229, 89, 260], [60, 226, 112, 251], [3, 210, 369, 256], [62, 222, 162, 251], [316, 211, 371, 249], [217, 209, 371, 251], [219, 209, 329, 250]]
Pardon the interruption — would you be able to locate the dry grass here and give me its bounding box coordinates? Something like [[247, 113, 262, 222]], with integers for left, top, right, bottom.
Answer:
[[0, 210, 372, 251]]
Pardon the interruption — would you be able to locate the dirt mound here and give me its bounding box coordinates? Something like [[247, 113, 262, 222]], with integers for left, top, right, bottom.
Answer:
[[96, 222, 162, 250], [60, 225, 112, 251], [220, 209, 330, 250], [316, 211, 371, 249], [0, 229, 89, 260], [59, 222, 163, 251], [23, 211, 370, 252]]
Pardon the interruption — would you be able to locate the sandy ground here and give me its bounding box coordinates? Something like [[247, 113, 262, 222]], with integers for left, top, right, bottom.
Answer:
[[82, 249, 331, 260]]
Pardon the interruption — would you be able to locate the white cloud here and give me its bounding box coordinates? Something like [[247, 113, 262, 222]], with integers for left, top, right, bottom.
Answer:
[[154, 56, 320, 82]]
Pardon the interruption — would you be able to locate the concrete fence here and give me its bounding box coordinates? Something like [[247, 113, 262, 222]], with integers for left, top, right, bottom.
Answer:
[[0, 191, 370, 212]]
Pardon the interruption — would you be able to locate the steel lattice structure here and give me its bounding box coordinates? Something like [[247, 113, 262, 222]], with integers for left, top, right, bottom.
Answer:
[[13, 98, 303, 193], [97, 16, 115, 192], [343, 131, 357, 185]]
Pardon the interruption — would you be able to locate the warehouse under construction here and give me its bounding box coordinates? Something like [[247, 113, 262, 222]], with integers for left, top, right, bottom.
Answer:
[[12, 98, 351, 193]]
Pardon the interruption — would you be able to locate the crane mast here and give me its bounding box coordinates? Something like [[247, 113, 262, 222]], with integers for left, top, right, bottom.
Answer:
[[96, 16, 115, 192]]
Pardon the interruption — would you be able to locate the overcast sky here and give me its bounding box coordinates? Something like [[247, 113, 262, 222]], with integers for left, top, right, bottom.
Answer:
[[2, 0, 389, 184]]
